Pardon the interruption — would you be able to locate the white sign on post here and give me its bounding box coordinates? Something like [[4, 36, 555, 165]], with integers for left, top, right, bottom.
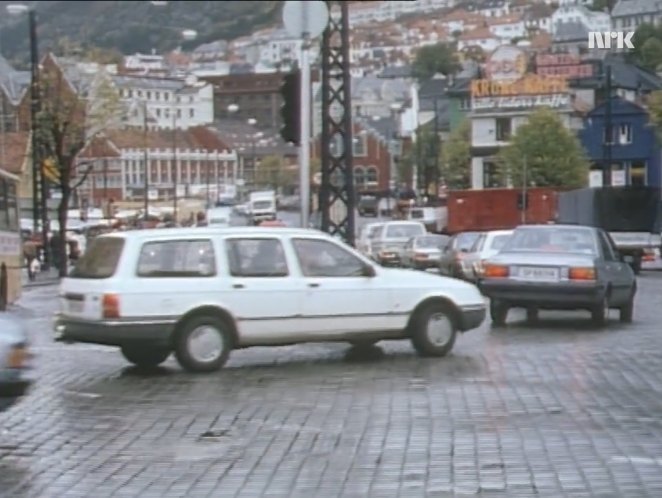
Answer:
[[611, 170, 626, 186]]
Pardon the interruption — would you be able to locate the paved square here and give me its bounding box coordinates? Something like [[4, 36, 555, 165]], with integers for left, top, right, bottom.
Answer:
[[3, 274, 662, 497]]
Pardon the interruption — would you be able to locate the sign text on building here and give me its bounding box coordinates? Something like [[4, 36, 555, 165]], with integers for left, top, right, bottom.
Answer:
[[535, 53, 594, 78], [470, 74, 568, 98], [471, 94, 571, 111]]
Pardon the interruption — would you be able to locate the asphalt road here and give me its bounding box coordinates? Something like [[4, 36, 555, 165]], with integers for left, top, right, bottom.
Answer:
[[3, 270, 662, 497]]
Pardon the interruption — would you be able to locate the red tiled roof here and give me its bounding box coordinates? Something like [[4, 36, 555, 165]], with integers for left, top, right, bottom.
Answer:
[[0, 132, 30, 176], [460, 27, 498, 41], [101, 126, 231, 152]]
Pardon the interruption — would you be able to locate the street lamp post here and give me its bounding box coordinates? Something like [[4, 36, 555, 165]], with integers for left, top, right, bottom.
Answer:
[[8, 4, 50, 268]]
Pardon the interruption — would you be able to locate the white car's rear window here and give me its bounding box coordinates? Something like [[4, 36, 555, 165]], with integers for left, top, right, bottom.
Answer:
[[70, 237, 124, 279]]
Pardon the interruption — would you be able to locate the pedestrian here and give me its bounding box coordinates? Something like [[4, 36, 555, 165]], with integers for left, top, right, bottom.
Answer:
[[196, 211, 208, 227], [23, 238, 37, 281]]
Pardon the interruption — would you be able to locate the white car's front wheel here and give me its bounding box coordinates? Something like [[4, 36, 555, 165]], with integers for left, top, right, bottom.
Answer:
[[410, 302, 457, 357], [174, 315, 232, 372]]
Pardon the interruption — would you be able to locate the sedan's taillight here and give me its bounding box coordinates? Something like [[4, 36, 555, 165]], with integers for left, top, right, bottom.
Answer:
[[102, 294, 121, 319], [483, 264, 509, 278], [569, 267, 596, 281]]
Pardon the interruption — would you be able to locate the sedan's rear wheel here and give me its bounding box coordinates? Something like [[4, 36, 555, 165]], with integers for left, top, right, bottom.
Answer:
[[490, 300, 508, 327], [620, 291, 635, 323], [591, 295, 609, 327], [120, 345, 170, 368], [174, 316, 232, 372], [410, 303, 457, 357]]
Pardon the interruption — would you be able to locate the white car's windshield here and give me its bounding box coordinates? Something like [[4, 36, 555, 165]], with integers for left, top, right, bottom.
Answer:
[[489, 234, 511, 251]]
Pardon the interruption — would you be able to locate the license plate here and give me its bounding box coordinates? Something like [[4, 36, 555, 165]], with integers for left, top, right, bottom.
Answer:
[[68, 300, 84, 313], [518, 266, 559, 281]]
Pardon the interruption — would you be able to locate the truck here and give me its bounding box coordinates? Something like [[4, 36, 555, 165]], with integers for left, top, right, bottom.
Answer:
[[446, 188, 559, 234], [248, 190, 277, 224], [557, 186, 662, 274]]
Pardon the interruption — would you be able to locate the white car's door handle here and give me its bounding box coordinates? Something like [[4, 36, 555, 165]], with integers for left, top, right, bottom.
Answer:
[[232, 283, 245, 289], [308, 282, 320, 288]]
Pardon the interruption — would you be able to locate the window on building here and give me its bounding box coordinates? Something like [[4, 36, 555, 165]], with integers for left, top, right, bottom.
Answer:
[[353, 134, 367, 156], [495, 118, 511, 141], [128, 90, 133, 98], [617, 123, 632, 145], [177, 109, 182, 118], [630, 161, 646, 186], [155, 92, 160, 101], [366, 166, 378, 184], [137, 90, 143, 97], [603, 125, 614, 144], [483, 161, 501, 188], [164, 93, 170, 101], [189, 108, 195, 118], [354, 166, 366, 188], [156, 108, 161, 117], [147, 91, 152, 100]]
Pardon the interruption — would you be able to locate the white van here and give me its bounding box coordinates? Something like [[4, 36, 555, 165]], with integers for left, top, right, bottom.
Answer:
[[206, 207, 233, 227]]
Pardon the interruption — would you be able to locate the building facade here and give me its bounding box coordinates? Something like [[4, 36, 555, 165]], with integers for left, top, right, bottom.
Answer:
[[76, 127, 237, 203], [113, 74, 214, 130], [468, 45, 584, 189], [580, 97, 661, 187]]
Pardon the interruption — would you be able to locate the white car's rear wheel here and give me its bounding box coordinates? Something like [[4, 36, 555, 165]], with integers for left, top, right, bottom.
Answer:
[[174, 316, 232, 372], [410, 302, 457, 357]]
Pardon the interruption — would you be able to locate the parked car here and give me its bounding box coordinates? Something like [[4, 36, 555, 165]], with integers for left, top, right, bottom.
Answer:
[[464, 230, 513, 282], [480, 224, 637, 326], [401, 234, 450, 270], [371, 221, 427, 266], [358, 195, 379, 217], [54, 227, 486, 372], [0, 316, 32, 412], [356, 222, 385, 259], [439, 232, 482, 279]]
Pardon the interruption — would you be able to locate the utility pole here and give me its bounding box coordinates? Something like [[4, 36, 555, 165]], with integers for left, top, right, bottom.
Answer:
[[143, 101, 149, 220], [521, 156, 527, 224], [433, 97, 440, 200], [603, 64, 613, 187], [28, 8, 40, 236]]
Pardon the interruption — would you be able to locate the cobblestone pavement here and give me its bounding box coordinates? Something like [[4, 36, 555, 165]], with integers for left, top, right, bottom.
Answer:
[[3, 274, 662, 497]]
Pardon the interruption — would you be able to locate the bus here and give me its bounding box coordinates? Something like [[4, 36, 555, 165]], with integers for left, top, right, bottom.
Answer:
[[0, 167, 21, 309]]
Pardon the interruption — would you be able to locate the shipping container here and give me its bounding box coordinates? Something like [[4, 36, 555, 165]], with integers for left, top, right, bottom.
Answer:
[[446, 188, 559, 234]]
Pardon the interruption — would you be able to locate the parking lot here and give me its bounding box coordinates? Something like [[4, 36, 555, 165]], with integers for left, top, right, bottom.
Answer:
[[3, 271, 662, 497]]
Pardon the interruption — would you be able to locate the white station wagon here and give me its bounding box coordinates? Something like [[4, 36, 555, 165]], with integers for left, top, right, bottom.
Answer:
[[54, 227, 486, 372]]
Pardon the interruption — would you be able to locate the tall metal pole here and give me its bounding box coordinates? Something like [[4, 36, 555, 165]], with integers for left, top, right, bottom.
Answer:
[[206, 152, 210, 207], [299, 37, 311, 228], [28, 10, 40, 234], [603, 64, 613, 187], [143, 101, 149, 220], [172, 112, 178, 221], [433, 97, 440, 199]]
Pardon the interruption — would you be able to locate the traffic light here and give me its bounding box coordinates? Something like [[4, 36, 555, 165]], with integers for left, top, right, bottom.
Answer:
[[279, 69, 301, 145]]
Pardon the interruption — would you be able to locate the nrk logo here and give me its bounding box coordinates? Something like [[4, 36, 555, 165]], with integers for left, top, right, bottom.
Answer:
[[588, 32, 635, 49]]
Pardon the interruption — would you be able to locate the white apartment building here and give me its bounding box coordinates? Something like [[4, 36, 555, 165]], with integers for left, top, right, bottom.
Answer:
[[348, 0, 455, 27], [489, 15, 528, 41], [113, 74, 214, 130], [551, 4, 611, 34]]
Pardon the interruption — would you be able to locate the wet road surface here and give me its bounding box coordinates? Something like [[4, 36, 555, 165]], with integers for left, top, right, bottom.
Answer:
[[2, 273, 662, 497]]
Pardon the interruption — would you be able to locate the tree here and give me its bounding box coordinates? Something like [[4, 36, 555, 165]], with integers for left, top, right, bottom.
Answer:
[[629, 23, 662, 69], [639, 38, 662, 72], [412, 43, 461, 82], [255, 155, 298, 192], [496, 108, 589, 188], [589, 0, 614, 12], [646, 91, 662, 142], [442, 120, 472, 189], [37, 57, 124, 276]]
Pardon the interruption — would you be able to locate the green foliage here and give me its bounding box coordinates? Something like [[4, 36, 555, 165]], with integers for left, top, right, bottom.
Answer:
[[1, 1, 280, 61], [256, 155, 297, 190], [646, 91, 662, 142], [629, 23, 662, 70], [442, 119, 471, 189], [496, 108, 589, 188], [588, 0, 613, 12], [639, 38, 662, 72], [412, 43, 461, 82]]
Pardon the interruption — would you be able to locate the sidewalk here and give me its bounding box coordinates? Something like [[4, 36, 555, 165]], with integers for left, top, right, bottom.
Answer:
[[21, 267, 60, 288]]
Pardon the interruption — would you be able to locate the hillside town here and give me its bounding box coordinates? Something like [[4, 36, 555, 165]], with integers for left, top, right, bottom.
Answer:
[[3, 0, 662, 496]]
